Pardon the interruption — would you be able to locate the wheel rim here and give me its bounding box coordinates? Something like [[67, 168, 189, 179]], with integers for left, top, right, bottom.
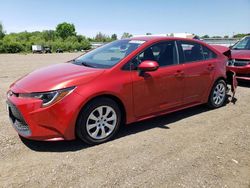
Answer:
[[86, 106, 117, 140], [213, 83, 226, 106]]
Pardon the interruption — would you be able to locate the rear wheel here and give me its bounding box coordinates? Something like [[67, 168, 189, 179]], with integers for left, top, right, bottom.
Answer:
[[76, 97, 121, 145], [207, 79, 227, 108]]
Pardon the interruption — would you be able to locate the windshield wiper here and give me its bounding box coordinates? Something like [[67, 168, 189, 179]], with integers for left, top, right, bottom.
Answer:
[[71, 59, 95, 68], [81, 62, 96, 68]]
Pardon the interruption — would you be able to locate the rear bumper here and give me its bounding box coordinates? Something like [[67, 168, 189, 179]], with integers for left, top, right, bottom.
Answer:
[[6, 91, 84, 141]]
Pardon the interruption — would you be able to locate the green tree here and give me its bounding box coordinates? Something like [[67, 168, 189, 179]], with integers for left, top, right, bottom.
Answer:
[[233, 33, 250, 38], [121, 32, 132, 39], [76, 35, 86, 42], [201, 35, 209, 38], [211, 36, 222, 38], [94, 32, 111, 42], [56, 22, 76, 40], [0, 22, 5, 39], [111, 34, 117, 40], [0, 22, 92, 53], [42, 30, 57, 41]]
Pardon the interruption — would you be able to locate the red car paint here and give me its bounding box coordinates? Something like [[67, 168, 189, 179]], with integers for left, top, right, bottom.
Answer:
[[7, 37, 229, 141], [226, 36, 250, 81]]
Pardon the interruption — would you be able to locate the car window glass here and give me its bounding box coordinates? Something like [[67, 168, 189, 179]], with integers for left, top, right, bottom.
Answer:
[[202, 46, 217, 60], [179, 41, 204, 63], [131, 41, 177, 69], [232, 37, 250, 50]]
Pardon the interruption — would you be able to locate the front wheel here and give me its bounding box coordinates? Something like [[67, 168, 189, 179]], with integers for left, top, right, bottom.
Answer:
[[207, 79, 227, 108], [76, 98, 121, 145]]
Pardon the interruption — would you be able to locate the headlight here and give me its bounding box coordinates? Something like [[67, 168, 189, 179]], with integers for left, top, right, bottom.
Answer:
[[19, 86, 75, 107]]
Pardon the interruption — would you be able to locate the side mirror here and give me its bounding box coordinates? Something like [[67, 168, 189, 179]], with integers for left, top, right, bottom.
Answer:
[[138, 60, 159, 72]]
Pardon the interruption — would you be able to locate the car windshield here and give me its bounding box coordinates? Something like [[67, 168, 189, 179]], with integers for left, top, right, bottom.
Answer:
[[73, 39, 145, 68], [232, 36, 250, 50]]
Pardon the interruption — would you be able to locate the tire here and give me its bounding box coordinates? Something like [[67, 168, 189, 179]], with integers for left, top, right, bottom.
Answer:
[[207, 79, 227, 108], [76, 97, 121, 145]]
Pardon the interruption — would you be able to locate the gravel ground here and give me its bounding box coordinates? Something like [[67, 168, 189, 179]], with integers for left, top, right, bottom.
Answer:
[[0, 53, 249, 188]]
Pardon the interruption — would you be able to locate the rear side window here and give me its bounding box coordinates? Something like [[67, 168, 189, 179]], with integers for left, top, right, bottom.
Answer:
[[202, 46, 217, 60], [177, 41, 203, 63]]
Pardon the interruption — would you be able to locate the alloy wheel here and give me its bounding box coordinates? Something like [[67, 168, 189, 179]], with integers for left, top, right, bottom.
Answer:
[[86, 106, 117, 140], [213, 83, 226, 106]]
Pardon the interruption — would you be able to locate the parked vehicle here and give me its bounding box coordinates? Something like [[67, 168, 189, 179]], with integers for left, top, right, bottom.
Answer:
[[32, 45, 52, 53], [32, 45, 43, 53], [6, 37, 236, 145], [44, 46, 52, 53], [227, 36, 250, 81], [56, 48, 63, 53]]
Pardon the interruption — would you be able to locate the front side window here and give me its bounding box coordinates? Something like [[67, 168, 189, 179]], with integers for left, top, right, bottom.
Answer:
[[73, 39, 145, 68], [178, 41, 204, 63], [232, 37, 250, 50], [131, 41, 178, 69]]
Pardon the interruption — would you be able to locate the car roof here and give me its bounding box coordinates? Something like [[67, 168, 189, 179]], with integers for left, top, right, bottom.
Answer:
[[129, 36, 196, 42]]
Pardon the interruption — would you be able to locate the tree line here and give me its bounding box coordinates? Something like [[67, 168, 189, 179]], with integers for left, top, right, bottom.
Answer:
[[0, 21, 249, 53], [200, 34, 250, 39], [0, 22, 133, 53]]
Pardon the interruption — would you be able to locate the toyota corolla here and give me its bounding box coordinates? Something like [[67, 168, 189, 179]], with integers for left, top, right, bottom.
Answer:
[[6, 37, 233, 144]]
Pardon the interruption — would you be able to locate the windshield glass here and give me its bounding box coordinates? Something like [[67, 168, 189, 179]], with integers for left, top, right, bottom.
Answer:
[[232, 37, 250, 50], [73, 39, 145, 68]]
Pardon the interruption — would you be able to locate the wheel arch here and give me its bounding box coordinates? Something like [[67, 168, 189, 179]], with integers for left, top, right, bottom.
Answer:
[[76, 94, 127, 127], [207, 76, 227, 103]]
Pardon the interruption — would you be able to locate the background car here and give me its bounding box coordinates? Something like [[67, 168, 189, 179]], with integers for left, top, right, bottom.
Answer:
[[44, 46, 52, 53], [227, 36, 250, 81], [56, 48, 63, 53], [7, 37, 232, 145]]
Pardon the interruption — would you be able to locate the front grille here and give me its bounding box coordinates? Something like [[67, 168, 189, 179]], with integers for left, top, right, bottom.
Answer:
[[234, 61, 249, 67], [7, 100, 24, 123], [237, 73, 250, 77], [6, 100, 31, 136], [229, 59, 250, 67]]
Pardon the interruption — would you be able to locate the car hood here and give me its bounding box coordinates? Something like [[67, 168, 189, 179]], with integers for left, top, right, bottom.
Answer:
[[11, 63, 105, 93], [231, 50, 250, 60]]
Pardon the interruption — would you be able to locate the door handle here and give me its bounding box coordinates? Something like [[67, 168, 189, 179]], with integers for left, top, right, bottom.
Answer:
[[174, 70, 184, 78], [207, 64, 215, 71]]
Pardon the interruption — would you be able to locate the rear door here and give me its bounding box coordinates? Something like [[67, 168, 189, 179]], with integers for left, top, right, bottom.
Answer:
[[177, 40, 217, 105]]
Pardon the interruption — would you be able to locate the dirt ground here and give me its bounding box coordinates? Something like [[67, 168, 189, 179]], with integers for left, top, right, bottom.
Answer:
[[0, 53, 249, 188]]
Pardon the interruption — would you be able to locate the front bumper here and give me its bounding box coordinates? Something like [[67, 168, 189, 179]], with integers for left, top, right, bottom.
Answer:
[[227, 66, 250, 81], [6, 90, 85, 141]]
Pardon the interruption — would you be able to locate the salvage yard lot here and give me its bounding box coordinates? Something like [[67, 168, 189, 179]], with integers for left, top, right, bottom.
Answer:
[[0, 53, 249, 187]]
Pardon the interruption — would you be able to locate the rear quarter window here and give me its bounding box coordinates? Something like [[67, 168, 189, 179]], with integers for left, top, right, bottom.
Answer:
[[202, 46, 217, 60]]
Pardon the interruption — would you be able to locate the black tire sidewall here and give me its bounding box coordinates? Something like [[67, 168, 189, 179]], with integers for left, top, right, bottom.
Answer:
[[208, 79, 227, 108], [76, 98, 121, 145]]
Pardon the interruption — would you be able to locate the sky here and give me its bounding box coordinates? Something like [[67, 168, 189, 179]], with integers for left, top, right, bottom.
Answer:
[[0, 0, 249, 37]]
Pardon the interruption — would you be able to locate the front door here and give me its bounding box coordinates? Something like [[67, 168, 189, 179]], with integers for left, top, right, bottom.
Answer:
[[131, 41, 184, 118]]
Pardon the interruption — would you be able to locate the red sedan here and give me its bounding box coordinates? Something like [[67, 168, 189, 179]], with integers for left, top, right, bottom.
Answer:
[[227, 36, 250, 81], [7, 37, 231, 144]]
